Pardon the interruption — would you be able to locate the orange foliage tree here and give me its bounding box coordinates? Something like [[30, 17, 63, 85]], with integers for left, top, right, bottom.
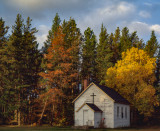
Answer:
[[39, 26, 77, 125], [106, 47, 159, 117]]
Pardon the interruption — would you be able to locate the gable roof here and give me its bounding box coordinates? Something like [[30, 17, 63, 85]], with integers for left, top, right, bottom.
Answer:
[[95, 83, 130, 105], [86, 103, 103, 112], [76, 103, 102, 112], [72, 82, 130, 105]]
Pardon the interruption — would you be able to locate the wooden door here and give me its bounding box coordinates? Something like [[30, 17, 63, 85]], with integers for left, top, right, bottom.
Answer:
[[83, 110, 88, 125]]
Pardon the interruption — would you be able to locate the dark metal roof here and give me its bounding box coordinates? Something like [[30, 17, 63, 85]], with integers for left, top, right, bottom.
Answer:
[[86, 103, 102, 112], [94, 83, 130, 105]]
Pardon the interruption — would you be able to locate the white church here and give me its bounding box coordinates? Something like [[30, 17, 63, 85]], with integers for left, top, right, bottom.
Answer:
[[72, 82, 130, 128]]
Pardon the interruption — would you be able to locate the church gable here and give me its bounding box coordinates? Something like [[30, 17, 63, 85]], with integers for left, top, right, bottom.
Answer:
[[73, 82, 129, 105], [72, 83, 114, 104]]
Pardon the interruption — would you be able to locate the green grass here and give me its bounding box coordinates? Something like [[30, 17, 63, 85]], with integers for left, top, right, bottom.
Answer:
[[0, 126, 160, 131]]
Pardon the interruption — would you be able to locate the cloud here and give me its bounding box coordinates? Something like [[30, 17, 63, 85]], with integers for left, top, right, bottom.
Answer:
[[139, 11, 151, 18], [36, 25, 50, 49], [127, 21, 150, 36], [150, 24, 160, 34], [78, 1, 136, 37], [4, 0, 89, 12], [126, 21, 160, 42]]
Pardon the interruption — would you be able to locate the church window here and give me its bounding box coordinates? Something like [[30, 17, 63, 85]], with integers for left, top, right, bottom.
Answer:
[[117, 106, 119, 118], [121, 107, 123, 118], [125, 107, 127, 119]]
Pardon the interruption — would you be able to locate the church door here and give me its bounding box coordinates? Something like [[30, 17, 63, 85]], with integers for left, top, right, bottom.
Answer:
[[83, 110, 88, 125]]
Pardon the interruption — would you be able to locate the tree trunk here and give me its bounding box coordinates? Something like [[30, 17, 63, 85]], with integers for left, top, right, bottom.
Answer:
[[18, 110, 21, 126], [38, 100, 47, 125], [18, 93, 21, 126], [50, 104, 55, 126]]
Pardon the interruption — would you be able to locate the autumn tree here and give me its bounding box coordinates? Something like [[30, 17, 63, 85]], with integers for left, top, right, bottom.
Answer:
[[39, 26, 78, 125], [106, 47, 159, 117], [145, 30, 158, 57]]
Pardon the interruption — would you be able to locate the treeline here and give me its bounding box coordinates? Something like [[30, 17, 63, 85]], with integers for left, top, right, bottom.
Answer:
[[0, 13, 159, 125]]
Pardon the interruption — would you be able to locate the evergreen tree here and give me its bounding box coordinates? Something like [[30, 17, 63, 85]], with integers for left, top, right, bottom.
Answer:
[[0, 18, 17, 123], [22, 17, 42, 124], [145, 31, 158, 57], [120, 27, 131, 53], [62, 18, 82, 124], [7, 14, 24, 125], [96, 24, 109, 84], [62, 18, 82, 92], [130, 31, 144, 49], [8, 14, 41, 125], [43, 13, 61, 54], [82, 27, 97, 83], [112, 27, 121, 64]]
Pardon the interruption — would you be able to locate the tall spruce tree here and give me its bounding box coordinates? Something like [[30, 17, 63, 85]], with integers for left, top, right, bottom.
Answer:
[[43, 13, 61, 54], [22, 17, 42, 124], [62, 18, 82, 124], [82, 27, 97, 83], [0, 18, 17, 123], [8, 14, 41, 125], [145, 30, 158, 57], [120, 27, 131, 53], [8, 14, 24, 125], [62, 18, 81, 92], [96, 24, 109, 84], [112, 27, 121, 63], [130, 31, 144, 49]]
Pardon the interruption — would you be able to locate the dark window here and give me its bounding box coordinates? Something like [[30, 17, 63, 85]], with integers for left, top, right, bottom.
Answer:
[[121, 107, 123, 118], [125, 107, 127, 119], [117, 106, 119, 118]]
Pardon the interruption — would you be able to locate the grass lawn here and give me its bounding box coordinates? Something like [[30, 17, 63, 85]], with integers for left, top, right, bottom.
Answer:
[[0, 126, 160, 131]]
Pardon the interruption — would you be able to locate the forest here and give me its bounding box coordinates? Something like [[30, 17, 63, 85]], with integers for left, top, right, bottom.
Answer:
[[0, 13, 160, 126]]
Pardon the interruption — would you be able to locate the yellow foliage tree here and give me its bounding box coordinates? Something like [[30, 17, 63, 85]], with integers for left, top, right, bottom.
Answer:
[[106, 47, 159, 116]]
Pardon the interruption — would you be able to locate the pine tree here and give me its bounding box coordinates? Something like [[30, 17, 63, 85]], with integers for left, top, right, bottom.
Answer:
[[60, 18, 82, 124], [43, 13, 61, 54], [130, 31, 144, 49], [112, 27, 121, 63], [145, 31, 158, 57], [82, 27, 97, 83], [22, 17, 42, 124], [8, 14, 41, 125], [0, 18, 17, 123], [62, 18, 82, 92], [96, 24, 109, 84], [120, 27, 131, 53]]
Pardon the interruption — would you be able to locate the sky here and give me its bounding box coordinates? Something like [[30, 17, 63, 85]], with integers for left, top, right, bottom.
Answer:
[[0, 0, 160, 49]]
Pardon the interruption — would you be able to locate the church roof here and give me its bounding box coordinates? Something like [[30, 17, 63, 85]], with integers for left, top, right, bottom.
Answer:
[[72, 82, 130, 105], [76, 103, 102, 112], [86, 103, 103, 112], [94, 83, 130, 105]]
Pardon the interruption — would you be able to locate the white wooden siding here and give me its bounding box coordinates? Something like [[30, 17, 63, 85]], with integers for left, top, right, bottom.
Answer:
[[114, 103, 130, 128]]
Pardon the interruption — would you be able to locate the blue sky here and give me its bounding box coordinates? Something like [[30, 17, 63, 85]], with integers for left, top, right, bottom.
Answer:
[[0, 0, 160, 49]]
